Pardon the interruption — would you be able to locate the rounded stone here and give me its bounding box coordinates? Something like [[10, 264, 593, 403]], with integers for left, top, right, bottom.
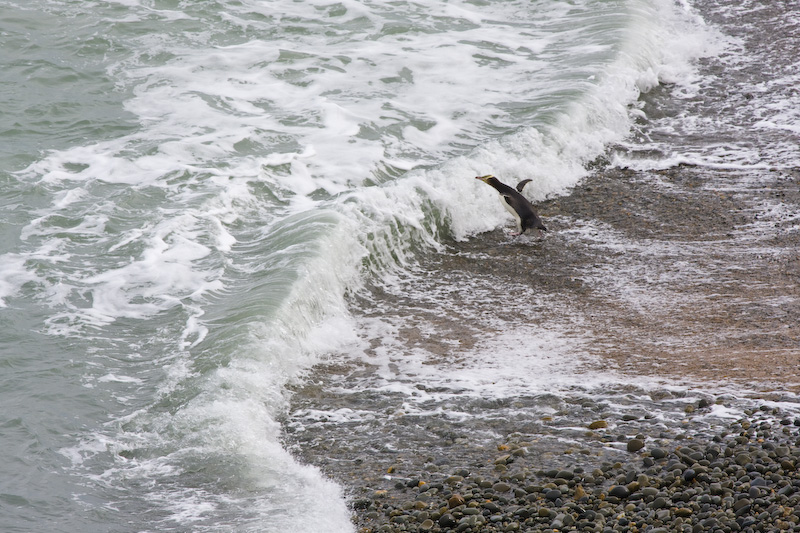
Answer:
[[492, 482, 512, 493], [642, 487, 659, 498], [555, 470, 574, 480], [545, 489, 562, 501], [482, 501, 501, 513], [439, 513, 457, 527], [650, 448, 667, 460], [627, 439, 645, 453], [608, 485, 630, 499], [448, 494, 465, 508], [734, 498, 751, 512], [419, 518, 435, 531], [650, 496, 668, 509]]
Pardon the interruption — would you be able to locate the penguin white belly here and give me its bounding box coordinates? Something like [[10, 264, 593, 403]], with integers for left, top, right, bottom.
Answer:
[[500, 194, 523, 233]]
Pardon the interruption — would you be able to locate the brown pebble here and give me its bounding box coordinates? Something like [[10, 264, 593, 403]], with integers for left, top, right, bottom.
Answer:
[[588, 420, 608, 430], [448, 494, 465, 508], [627, 439, 645, 453]]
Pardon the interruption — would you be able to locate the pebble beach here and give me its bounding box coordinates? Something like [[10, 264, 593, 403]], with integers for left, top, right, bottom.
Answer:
[[346, 402, 800, 533], [3, 0, 799, 530], [283, 1, 800, 531], [284, 161, 800, 532]]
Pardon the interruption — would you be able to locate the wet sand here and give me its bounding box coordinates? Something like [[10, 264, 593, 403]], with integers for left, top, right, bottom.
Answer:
[[282, 164, 799, 532], [282, 0, 800, 525], [353, 162, 800, 394], [476, 164, 800, 391]]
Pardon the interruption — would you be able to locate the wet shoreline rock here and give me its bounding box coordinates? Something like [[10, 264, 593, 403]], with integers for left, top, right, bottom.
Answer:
[[350, 410, 800, 533]]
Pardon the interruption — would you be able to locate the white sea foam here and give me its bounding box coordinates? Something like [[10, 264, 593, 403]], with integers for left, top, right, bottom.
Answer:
[[292, 292, 790, 442], [0, 254, 36, 307], [4, 0, 725, 530], [343, 0, 717, 245], [614, 1, 800, 172]]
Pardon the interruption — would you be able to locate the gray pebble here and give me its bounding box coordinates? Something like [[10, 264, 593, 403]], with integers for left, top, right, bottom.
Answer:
[[650, 496, 668, 509], [353, 414, 800, 533], [438, 513, 457, 527], [545, 489, 562, 501], [493, 482, 511, 492], [650, 448, 667, 460], [608, 485, 630, 499]]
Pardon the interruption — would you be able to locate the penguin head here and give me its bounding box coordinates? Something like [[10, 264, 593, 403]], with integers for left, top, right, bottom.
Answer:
[[475, 174, 499, 186]]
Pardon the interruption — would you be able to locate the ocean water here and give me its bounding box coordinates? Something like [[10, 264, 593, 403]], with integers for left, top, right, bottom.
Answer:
[[1, 0, 798, 531]]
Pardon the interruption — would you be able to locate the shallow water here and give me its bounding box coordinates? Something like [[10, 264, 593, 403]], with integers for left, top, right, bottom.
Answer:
[[285, 0, 800, 518], [1, 0, 798, 531]]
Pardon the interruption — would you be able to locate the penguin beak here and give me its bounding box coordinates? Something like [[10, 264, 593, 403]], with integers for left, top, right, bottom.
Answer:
[[475, 175, 493, 181]]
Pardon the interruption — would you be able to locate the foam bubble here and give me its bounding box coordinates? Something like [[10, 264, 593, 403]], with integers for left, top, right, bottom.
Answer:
[[0, 254, 38, 307], [4, 0, 726, 530]]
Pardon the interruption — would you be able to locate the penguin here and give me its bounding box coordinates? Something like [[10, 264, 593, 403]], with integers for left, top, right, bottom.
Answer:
[[475, 174, 547, 237]]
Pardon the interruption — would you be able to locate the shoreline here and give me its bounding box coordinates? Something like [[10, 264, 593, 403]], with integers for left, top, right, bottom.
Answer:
[[525, 165, 800, 394], [284, 163, 799, 531]]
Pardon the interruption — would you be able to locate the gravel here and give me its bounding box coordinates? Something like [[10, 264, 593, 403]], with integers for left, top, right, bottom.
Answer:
[[350, 409, 800, 533]]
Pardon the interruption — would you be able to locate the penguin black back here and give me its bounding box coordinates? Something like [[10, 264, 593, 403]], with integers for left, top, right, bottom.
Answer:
[[475, 174, 547, 236]]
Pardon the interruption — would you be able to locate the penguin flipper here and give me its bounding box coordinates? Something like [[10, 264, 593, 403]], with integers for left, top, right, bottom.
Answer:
[[515, 179, 532, 192]]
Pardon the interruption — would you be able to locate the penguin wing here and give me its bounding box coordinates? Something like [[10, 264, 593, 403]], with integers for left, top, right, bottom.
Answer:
[[503, 192, 546, 232], [515, 179, 533, 192], [502, 192, 531, 214]]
